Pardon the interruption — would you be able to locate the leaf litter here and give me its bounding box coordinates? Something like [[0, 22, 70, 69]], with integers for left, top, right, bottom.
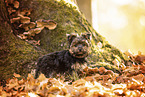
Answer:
[[1, 52, 145, 97]]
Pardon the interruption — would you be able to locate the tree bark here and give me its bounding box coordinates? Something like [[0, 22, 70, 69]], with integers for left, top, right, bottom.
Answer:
[[0, 0, 128, 82], [0, 0, 45, 82]]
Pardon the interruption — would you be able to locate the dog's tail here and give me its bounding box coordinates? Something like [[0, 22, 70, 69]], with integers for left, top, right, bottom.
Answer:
[[34, 58, 42, 79], [34, 66, 40, 79]]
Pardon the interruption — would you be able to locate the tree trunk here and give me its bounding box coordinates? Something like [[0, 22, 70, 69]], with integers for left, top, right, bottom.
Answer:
[[0, 0, 128, 82], [0, 0, 46, 82]]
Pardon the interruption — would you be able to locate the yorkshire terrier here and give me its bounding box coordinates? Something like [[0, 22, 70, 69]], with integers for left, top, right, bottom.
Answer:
[[35, 33, 91, 79]]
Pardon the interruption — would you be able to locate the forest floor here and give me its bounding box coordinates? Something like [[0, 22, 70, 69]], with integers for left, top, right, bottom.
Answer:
[[1, 51, 145, 97]]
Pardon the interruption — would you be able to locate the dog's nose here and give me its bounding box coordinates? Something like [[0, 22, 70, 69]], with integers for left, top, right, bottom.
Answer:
[[78, 44, 83, 52]]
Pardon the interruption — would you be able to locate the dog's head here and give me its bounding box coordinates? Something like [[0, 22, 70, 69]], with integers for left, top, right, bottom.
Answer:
[[67, 33, 91, 58]]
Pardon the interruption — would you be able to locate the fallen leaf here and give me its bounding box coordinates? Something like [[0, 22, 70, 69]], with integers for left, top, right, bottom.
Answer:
[[98, 67, 106, 74], [13, 73, 21, 78], [135, 55, 145, 63], [132, 74, 144, 82]]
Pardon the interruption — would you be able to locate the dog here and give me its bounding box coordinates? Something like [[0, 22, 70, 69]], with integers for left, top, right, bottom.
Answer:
[[35, 33, 91, 79]]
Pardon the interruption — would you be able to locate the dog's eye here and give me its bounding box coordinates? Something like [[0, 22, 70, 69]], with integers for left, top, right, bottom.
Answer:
[[74, 44, 77, 47], [82, 43, 86, 46], [83, 44, 85, 46]]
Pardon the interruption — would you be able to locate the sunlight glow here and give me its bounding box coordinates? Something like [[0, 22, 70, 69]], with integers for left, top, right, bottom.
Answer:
[[100, 8, 128, 29], [108, 8, 128, 29], [28, 92, 38, 97], [92, 0, 99, 31], [112, 0, 132, 5], [91, 0, 145, 54], [57, 0, 79, 10], [140, 16, 145, 26]]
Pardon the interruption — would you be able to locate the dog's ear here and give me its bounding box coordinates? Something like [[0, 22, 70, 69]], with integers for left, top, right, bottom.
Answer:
[[81, 33, 91, 40], [66, 33, 78, 44]]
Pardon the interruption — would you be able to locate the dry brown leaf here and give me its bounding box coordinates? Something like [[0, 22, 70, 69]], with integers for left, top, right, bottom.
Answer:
[[72, 79, 86, 87], [132, 74, 144, 82], [13, 73, 21, 78], [37, 74, 47, 82], [85, 76, 95, 82], [135, 55, 145, 63], [98, 67, 106, 74], [127, 78, 143, 90], [48, 86, 60, 93], [116, 76, 124, 83], [2, 52, 145, 96]]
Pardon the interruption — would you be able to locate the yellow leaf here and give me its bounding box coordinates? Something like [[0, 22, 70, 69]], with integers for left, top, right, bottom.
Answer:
[[13, 73, 21, 77]]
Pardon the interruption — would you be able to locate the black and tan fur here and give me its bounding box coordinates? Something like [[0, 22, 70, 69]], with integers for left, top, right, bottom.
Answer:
[[35, 33, 91, 79]]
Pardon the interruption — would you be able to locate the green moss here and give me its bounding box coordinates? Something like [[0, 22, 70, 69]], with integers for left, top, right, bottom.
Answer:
[[90, 62, 120, 73], [0, 0, 131, 82], [38, 0, 129, 71], [0, 16, 45, 80]]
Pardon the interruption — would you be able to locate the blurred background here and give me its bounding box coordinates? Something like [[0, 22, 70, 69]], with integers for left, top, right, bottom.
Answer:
[[76, 0, 145, 55]]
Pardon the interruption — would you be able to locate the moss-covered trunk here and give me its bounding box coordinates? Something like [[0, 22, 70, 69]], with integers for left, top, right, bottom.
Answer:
[[0, 0, 128, 82], [0, 0, 45, 82]]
